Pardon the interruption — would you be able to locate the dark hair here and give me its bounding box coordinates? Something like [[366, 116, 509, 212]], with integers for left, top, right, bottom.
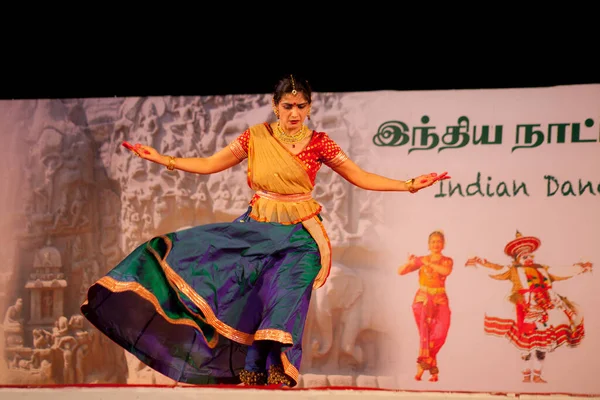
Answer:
[[429, 231, 445, 242], [272, 74, 312, 105]]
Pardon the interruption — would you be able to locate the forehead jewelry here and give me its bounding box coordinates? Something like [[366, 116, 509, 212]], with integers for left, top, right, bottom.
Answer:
[[290, 74, 297, 95]]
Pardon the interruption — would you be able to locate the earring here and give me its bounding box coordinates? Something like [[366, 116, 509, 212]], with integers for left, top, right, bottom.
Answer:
[[272, 98, 279, 119], [307, 107, 311, 120]]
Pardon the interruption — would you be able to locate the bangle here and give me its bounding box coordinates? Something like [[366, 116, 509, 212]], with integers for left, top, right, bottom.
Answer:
[[166, 156, 176, 171], [405, 178, 418, 193]]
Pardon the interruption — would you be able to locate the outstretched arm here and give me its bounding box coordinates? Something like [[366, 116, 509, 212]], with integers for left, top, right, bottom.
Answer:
[[549, 262, 593, 281], [131, 143, 242, 175], [332, 158, 449, 192], [466, 256, 505, 270]]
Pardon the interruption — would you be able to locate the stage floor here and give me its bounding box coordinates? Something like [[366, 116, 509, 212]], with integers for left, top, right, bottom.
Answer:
[[0, 386, 597, 400]]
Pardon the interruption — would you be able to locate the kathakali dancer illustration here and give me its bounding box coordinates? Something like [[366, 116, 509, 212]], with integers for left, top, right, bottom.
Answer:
[[397, 230, 453, 382], [466, 231, 592, 383]]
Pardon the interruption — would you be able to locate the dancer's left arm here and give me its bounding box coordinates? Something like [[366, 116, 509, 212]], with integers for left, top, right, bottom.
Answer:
[[332, 158, 449, 193]]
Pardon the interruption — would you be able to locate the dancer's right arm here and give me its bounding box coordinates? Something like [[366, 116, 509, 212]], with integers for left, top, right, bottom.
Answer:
[[398, 255, 422, 275], [137, 144, 242, 174]]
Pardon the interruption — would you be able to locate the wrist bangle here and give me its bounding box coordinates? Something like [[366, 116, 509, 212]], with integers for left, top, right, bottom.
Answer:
[[405, 178, 418, 193], [166, 156, 176, 171]]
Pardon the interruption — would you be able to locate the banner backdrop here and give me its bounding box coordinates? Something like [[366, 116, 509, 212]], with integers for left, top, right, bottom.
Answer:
[[0, 84, 598, 394]]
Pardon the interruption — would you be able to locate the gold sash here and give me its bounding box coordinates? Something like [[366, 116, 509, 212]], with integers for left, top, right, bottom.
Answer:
[[247, 123, 331, 289]]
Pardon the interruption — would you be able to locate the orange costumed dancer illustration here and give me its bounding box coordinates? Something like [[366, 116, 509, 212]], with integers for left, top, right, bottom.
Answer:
[[398, 230, 453, 382], [466, 231, 592, 383]]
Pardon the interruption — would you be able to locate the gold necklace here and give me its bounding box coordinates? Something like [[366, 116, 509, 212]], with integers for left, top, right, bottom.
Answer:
[[274, 123, 310, 148]]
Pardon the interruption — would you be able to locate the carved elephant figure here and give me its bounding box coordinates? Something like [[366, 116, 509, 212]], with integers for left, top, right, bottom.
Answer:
[[307, 263, 396, 372]]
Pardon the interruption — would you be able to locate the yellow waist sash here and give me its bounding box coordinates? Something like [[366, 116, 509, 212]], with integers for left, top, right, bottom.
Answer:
[[419, 286, 446, 295], [249, 190, 322, 225]]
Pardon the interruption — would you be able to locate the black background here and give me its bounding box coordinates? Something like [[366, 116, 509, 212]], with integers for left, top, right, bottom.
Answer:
[[4, 20, 598, 100]]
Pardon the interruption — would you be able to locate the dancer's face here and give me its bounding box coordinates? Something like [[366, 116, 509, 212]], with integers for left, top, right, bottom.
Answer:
[[274, 92, 310, 132], [428, 233, 445, 254], [520, 252, 535, 266]]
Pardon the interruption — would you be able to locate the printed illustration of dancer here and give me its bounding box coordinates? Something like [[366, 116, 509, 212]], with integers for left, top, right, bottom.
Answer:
[[398, 230, 453, 382], [466, 231, 592, 383]]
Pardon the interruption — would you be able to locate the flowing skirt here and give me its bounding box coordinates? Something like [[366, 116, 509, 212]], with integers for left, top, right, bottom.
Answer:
[[483, 288, 585, 353], [80, 209, 321, 386]]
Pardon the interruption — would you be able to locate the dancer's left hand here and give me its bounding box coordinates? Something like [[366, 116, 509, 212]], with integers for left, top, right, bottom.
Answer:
[[413, 172, 450, 191]]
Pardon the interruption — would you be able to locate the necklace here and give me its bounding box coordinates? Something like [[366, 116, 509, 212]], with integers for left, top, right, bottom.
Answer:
[[274, 123, 310, 148]]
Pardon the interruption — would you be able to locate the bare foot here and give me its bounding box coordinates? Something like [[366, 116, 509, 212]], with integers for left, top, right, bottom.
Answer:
[[429, 374, 438, 382], [415, 365, 424, 381], [533, 375, 547, 383]]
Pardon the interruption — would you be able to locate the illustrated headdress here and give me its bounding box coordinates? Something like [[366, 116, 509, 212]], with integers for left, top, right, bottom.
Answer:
[[504, 230, 541, 258]]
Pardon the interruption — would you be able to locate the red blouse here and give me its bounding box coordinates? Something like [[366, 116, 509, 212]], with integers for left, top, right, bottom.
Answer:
[[229, 127, 349, 185]]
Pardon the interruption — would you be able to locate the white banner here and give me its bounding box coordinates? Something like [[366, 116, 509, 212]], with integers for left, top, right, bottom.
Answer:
[[0, 84, 598, 395], [344, 84, 600, 394]]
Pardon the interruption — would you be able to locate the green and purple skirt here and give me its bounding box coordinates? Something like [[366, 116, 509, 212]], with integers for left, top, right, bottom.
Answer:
[[80, 208, 321, 386]]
